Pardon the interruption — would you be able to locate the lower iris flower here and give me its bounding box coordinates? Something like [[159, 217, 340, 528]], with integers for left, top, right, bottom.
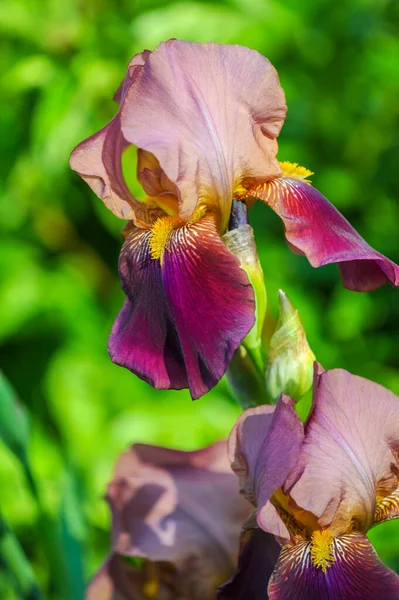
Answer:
[[225, 364, 399, 599], [86, 441, 251, 600], [70, 40, 399, 398]]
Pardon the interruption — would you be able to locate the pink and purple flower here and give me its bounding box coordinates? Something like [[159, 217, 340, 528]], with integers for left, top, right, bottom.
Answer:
[[70, 40, 399, 398], [224, 364, 399, 599]]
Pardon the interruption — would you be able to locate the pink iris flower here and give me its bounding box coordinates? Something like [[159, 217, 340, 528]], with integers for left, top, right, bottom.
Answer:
[[86, 441, 251, 600], [70, 40, 399, 399], [225, 364, 399, 599]]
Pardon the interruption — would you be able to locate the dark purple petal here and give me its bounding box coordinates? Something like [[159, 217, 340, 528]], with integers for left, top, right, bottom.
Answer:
[[248, 177, 399, 291], [106, 442, 251, 600], [218, 528, 281, 600], [108, 228, 188, 391], [162, 214, 255, 398], [268, 533, 399, 600], [110, 214, 255, 398], [228, 397, 304, 539], [284, 365, 399, 535]]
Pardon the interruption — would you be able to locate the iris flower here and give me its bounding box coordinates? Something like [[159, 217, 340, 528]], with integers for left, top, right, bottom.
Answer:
[[86, 441, 251, 600], [70, 40, 399, 398], [226, 364, 399, 599]]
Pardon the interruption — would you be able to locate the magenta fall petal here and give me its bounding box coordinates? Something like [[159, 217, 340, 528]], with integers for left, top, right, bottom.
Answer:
[[251, 176, 399, 291], [109, 216, 255, 399]]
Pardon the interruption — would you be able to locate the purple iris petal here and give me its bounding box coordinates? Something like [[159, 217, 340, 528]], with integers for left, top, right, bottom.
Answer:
[[109, 215, 255, 398], [268, 533, 399, 600], [108, 228, 188, 391], [252, 177, 399, 291], [162, 216, 255, 398]]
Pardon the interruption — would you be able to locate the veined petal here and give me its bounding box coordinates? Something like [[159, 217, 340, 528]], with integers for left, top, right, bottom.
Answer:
[[228, 397, 304, 538], [284, 366, 399, 535], [110, 214, 255, 398], [268, 533, 399, 599], [108, 227, 188, 392], [162, 214, 255, 398], [105, 442, 251, 599], [246, 175, 399, 291], [218, 528, 281, 600], [121, 40, 286, 230], [374, 488, 399, 525]]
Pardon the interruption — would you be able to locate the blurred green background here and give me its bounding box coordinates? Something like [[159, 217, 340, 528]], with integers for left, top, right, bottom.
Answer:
[[1, 0, 399, 597]]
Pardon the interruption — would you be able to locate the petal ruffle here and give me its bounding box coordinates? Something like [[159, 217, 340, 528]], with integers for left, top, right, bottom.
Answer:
[[268, 533, 399, 600], [121, 40, 286, 229], [109, 214, 255, 399], [247, 177, 399, 291], [218, 528, 281, 600], [228, 397, 304, 538], [70, 51, 163, 226], [105, 442, 251, 600], [284, 365, 399, 535]]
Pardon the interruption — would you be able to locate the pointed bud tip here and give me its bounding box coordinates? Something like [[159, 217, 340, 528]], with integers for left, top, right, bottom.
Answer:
[[277, 289, 296, 324], [266, 291, 315, 402]]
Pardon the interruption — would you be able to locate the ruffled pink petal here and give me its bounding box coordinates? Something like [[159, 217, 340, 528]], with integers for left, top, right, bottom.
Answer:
[[109, 214, 255, 399], [284, 365, 399, 535], [228, 397, 304, 538], [121, 40, 286, 228], [106, 442, 251, 599], [248, 177, 399, 291], [70, 50, 162, 226], [70, 114, 136, 220], [268, 533, 399, 600]]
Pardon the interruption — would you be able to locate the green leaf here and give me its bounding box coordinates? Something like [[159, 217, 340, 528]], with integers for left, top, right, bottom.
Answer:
[[0, 371, 30, 465], [0, 513, 44, 599]]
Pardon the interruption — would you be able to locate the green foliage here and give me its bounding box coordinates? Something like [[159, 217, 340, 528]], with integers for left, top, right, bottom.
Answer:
[[0, 0, 399, 596]]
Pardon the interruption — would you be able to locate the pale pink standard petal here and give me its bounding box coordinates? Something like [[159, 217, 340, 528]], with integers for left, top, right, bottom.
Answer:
[[70, 50, 162, 226], [228, 397, 304, 539], [284, 366, 399, 534], [70, 115, 136, 220], [121, 40, 287, 227]]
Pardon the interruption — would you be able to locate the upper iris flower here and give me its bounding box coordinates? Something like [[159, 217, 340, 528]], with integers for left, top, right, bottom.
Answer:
[[226, 364, 399, 599], [86, 440, 251, 600], [70, 40, 399, 399]]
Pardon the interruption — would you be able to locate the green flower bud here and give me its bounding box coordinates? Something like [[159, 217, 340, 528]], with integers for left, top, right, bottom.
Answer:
[[265, 290, 315, 402]]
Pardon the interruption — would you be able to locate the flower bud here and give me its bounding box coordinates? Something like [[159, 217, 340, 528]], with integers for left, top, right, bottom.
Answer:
[[265, 290, 315, 402], [223, 201, 267, 373]]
